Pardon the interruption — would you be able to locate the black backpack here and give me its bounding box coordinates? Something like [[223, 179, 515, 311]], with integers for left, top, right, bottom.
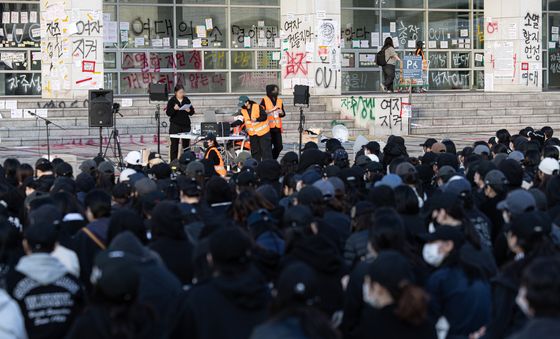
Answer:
[[376, 47, 387, 67]]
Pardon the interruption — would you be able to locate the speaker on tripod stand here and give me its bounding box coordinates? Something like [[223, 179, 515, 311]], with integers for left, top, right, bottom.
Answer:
[[89, 89, 124, 167], [293, 85, 310, 157]]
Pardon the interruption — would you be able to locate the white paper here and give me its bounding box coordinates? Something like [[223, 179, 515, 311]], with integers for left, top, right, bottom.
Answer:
[[2, 12, 10, 24], [163, 37, 170, 47], [272, 51, 281, 61], [193, 38, 202, 48], [306, 43, 315, 53], [205, 18, 213, 30], [306, 53, 313, 62], [121, 98, 133, 107], [119, 22, 130, 31], [20, 12, 28, 24], [197, 25, 207, 38], [428, 40, 437, 49], [407, 40, 415, 48], [5, 100, 17, 109], [258, 39, 267, 47], [0, 101, 4, 109], [258, 20, 265, 27], [460, 29, 469, 37], [553, 34, 559, 42], [458, 43, 464, 49], [134, 37, 144, 47], [274, 38, 280, 48], [465, 44, 470, 49], [10, 109, 21, 119], [553, 26, 560, 34], [104, 21, 118, 44], [352, 40, 360, 48], [179, 104, 192, 111], [177, 39, 189, 47], [316, 11, 326, 19], [10, 12, 18, 24], [440, 41, 449, 49], [36, 109, 48, 118], [29, 11, 37, 23], [360, 40, 369, 48], [508, 24, 518, 40], [484, 73, 494, 91], [390, 22, 396, 33], [243, 36, 251, 48], [549, 41, 556, 49], [152, 39, 163, 47], [259, 30, 265, 39], [475, 53, 483, 62], [452, 39, 458, 45], [371, 32, 380, 47], [394, 38, 399, 48]]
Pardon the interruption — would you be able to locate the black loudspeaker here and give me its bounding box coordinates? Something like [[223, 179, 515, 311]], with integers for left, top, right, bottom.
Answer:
[[149, 83, 169, 102], [293, 85, 310, 106], [89, 89, 114, 127]]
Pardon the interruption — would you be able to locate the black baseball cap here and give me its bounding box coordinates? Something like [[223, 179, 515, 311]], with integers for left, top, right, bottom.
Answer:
[[420, 138, 438, 148], [55, 162, 73, 177], [24, 222, 58, 251], [91, 250, 140, 302], [366, 250, 415, 297], [420, 225, 465, 245], [510, 211, 552, 241], [178, 176, 201, 197]]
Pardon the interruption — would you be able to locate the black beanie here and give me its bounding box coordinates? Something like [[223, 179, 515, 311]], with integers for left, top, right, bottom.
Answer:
[[210, 227, 252, 269], [498, 159, 523, 188]]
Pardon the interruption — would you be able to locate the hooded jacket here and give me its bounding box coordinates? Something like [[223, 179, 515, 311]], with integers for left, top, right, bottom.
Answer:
[[72, 217, 110, 291], [284, 233, 345, 317], [6, 253, 84, 339], [0, 288, 27, 339], [176, 265, 269, 339], [108, 232, 184, 338]]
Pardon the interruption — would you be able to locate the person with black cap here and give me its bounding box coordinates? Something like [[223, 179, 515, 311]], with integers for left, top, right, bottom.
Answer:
[[358, 250, 435, 339], [238, 95, 272, 162], [422, 226, 492, 338], [178, 227, 269, 339], [71, 189, 112, 291], [420, 138, 438, 154], [507, 257, 560, 339], [5, 222, 84, 339], [202, 132, 226, 177], [149, 201, 194, 286], [260, 84, 285, 160], [166, 84, 195, 161], [250, 262, 340, 339], [65, 250, 157, 339], [485, 211, 559, 339]]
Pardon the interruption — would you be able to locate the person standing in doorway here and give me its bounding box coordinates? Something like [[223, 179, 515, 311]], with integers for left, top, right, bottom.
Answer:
[[238, 96, 272, 162], [414, 41, 428, 92], [380, 37, 401, 93], [260, 84, 285, 160], [166, 85, 195, 161]]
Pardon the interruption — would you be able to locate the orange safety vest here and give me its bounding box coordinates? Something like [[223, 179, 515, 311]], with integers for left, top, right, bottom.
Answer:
[[205, 147, 226, 177], [241, 103, 270, 137], [262, 96, 283, 130]]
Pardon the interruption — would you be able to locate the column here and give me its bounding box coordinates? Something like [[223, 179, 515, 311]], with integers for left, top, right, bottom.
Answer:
[[280, 0, 341, 96], [484, 0, 542, 92], [40, 0, 104, 98]]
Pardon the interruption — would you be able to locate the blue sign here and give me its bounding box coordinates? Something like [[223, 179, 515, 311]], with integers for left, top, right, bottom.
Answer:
[[403, 56, 423, 80]]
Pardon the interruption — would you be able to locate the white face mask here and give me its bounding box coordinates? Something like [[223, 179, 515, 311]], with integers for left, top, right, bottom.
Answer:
[[362, 282, 383, 309], [422, 243, 445, 267], [515, 286, 532, 317]]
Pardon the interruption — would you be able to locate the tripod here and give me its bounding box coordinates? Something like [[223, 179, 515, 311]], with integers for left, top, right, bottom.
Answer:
[[28, 111, 65, 160], [296, 105, 306, 157], [101, 104, 124, 169], [155, 104, 161, 155]]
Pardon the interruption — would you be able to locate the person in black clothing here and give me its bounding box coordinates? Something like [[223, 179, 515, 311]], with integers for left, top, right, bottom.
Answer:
[[166, 85, 195, 161], [148, 201, 194, 286], [508, 257, 560, 339], [359, 250, 436, 339], [178, 227, 269, 339], [65, 250, 157, 339]]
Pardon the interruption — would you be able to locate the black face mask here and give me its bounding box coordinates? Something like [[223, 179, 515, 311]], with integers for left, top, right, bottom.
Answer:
[[203, 141, 209, 148], [271, 91, 279, 97]]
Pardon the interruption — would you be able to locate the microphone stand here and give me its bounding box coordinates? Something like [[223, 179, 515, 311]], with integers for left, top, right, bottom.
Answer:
[[28, 111, 65, 160]]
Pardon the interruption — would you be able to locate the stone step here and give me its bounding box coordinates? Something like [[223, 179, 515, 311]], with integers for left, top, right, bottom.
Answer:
[[413, 106, 560, 117], [412, 99, 560, 110], [410, 122, 560, 135], [412, 114, 560, 127]]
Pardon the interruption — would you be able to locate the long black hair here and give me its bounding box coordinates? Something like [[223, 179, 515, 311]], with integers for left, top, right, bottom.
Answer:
[[383, 37, 394, 48]]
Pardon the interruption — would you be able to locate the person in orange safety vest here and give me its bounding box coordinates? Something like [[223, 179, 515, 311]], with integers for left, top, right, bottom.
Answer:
[[203, 132, 226, 177], [238, 95, 272, 162], [260, 84, 285, 160]]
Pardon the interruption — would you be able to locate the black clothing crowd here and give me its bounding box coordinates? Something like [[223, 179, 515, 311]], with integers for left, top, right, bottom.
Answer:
[[0, 125, 560, 339]]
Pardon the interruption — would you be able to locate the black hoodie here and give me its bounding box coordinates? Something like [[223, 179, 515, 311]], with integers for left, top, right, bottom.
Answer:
[[108, 232, 184, 339], [176, 265, 269, 339], [283, 232, 345, 317]]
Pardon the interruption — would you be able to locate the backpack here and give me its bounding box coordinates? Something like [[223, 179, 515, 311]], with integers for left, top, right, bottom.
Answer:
[[376, 47, 387, 67]]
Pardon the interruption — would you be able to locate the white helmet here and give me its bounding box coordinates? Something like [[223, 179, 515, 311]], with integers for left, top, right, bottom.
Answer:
[[124, 151, 142, 166], [332, 124, 349, 143], [119, 168, 136, 182]]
